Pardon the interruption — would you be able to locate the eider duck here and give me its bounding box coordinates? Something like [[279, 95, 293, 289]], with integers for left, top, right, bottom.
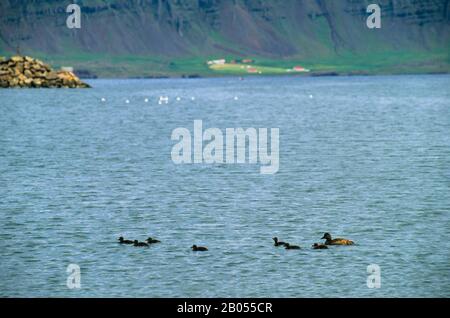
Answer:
[[146, 237, 161, 244], [133, 240, 149, 247], [192, 245, 208, 251], [312, 243, 328, 249], [284, 243, 301, 250], [272, 237, 287, 247], [118, 237, 133, 244], [321, 233, 354, 245]]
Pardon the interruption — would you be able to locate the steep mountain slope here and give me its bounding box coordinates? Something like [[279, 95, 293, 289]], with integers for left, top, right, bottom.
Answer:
[[0, 0, 448, 77]]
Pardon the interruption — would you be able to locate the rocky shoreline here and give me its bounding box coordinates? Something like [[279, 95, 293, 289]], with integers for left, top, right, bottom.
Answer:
[[0, 56, 90, 88]]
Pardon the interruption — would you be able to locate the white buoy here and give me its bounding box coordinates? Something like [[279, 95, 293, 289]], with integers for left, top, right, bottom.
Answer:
[[234, 96, 239, 101], [101, 98, 106, 102], [191, 97, 196, 101], [125, 99, 130, 104], [144, 98, 149, 103], [176, 97, 181, 101], [309, 94, 313, 99]]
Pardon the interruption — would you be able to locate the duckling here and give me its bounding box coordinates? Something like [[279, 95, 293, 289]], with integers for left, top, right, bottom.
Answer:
[[118, 237, 133, 244], [272, 237, 287, 247], [192, 245, 208, 252], [312, 243, 328, 249], [284, 243, 301, 250], [321, 233, 354, 245], [133, 240, 149, 247], [146, 237, 161, 244]]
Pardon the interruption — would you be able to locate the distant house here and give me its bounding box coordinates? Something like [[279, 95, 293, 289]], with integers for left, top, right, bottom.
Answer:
[[207, 59, 226, 65], [242, 59, 254, 64], [247, 67, 258, 73], [293, 66, 310, 72]]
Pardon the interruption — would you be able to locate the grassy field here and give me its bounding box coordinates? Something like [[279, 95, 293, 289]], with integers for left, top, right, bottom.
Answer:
[[2, 48, 448, 78], [208, 63, 306, 75]]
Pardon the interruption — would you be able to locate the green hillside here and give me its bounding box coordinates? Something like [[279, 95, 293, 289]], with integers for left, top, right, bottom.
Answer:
[[0, 0, 448, 77]]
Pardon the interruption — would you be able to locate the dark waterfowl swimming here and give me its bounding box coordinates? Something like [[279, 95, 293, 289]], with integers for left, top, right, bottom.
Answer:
[[134, 240, 149, 247], [146, 237, 161, 244], [118, 237, 133, 244], [312, 243, 328, 249], [321, 233, 354, 245], [272, 237, 287, 247], [284, 243, 301, 250], [192, 245, 208, 251]]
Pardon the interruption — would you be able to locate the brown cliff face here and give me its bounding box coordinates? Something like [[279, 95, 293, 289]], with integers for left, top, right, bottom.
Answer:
[[0, 56, 90, 88], [0, 1, 448, 76]]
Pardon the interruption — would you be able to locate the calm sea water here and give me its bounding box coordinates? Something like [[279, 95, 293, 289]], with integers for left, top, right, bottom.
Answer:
[[0, 75, 449, 297]]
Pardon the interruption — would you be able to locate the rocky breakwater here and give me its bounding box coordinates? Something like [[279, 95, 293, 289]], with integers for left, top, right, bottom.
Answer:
[[0, 56, 90, 88]]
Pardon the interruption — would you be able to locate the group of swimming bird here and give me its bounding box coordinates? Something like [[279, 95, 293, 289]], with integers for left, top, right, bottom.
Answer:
[[118, 232, 353, 251], [118, 236, 161, 247], [118, 236, 208, 251], [273, 232, 354, 250]]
